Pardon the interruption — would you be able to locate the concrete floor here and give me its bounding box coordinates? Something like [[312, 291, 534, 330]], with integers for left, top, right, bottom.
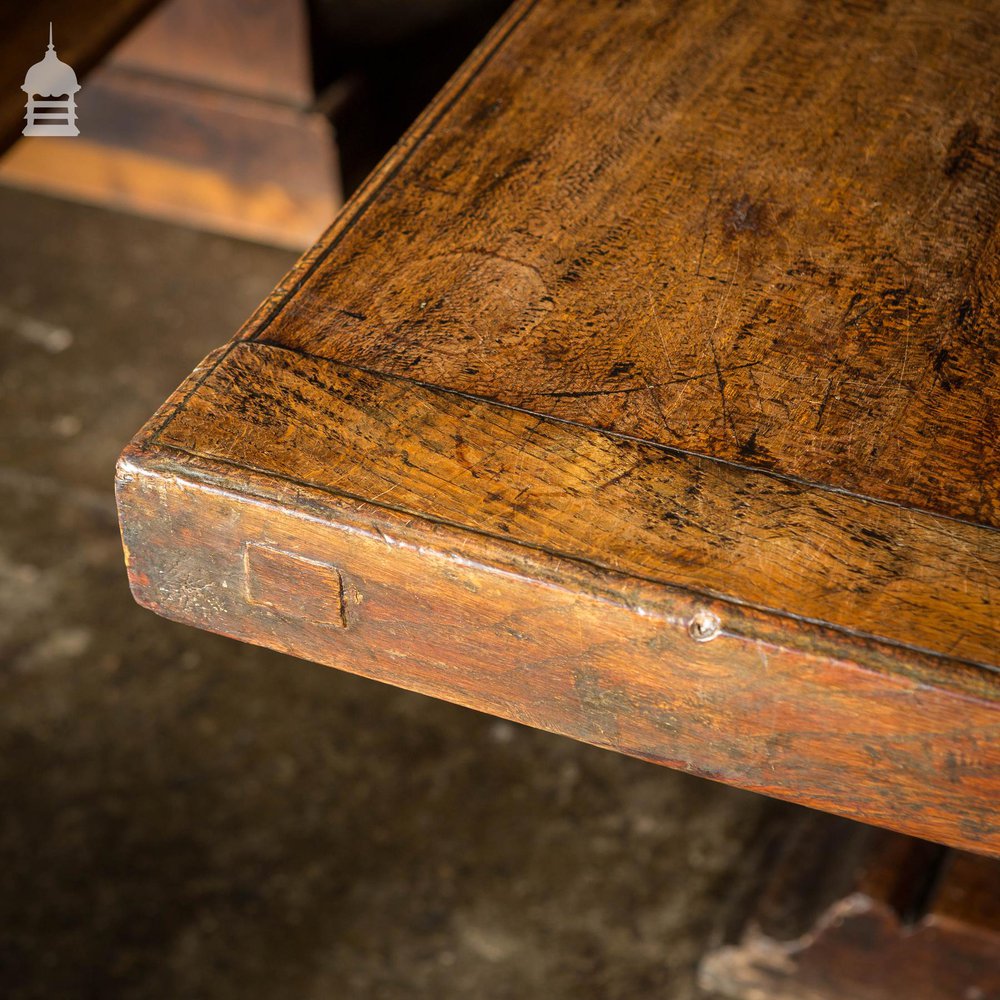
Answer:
[[0, 186, 777, 999]]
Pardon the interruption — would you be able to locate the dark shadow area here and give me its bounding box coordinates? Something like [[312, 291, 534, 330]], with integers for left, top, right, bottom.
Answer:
[[308, 0, 511, 194]]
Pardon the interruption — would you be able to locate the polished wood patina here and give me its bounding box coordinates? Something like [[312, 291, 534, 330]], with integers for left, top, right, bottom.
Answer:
[[117, 0, 1000, 855]]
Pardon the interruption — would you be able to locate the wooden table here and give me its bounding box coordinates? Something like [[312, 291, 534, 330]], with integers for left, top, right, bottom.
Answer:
[[117, 0, 999, 865]]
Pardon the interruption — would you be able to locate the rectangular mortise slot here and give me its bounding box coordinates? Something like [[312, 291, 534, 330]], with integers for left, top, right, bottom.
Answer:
[[244, 543, 347, 627]]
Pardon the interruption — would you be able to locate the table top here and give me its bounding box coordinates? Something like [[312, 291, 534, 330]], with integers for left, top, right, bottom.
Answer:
[[118, 0, 1000, 854]]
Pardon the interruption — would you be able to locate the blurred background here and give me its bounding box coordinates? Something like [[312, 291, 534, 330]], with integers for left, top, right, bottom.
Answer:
[[0, 1, 785, 996]]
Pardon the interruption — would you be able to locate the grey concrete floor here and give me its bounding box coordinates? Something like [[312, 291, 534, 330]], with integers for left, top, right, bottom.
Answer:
[[0, 186, 776, 999]]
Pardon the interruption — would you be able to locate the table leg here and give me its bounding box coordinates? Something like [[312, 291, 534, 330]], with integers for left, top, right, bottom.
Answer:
[[700, 811, 1000, 1000]]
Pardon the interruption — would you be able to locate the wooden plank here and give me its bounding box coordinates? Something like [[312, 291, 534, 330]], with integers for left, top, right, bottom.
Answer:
[[117, 443, 1000, 856], [154, 342, 998, 670], [253, 0, 1000, 528], [117, 0, 1000, 852], [0, 73, 339, 249]]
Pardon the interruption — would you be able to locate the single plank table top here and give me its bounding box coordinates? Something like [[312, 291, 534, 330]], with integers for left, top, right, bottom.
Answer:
[[118, 0, 1000, 855]]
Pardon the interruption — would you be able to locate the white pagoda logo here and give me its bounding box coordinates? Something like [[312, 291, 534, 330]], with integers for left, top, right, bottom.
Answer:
[[21, 24, 80, 137]]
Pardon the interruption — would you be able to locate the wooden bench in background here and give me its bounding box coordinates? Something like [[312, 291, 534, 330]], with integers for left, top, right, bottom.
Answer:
[[114, 0, 999, 995], [0, 1, 157, 152], [0, 0, 340, 248]]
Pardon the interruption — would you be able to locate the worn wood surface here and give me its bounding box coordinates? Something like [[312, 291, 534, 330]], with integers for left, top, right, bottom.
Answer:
[[700, 811, 1000, 1000], [259, 0, 1000, 527], [117, 0, 1000, 853], [155, 343, 997, 668]]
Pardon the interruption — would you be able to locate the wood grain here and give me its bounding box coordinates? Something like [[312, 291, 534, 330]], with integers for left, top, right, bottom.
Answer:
[[155, 341, 998, 670], [117, 444, 1000, 855], [257, 0, 1000, 527], [117, 0, 1000, 853]]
